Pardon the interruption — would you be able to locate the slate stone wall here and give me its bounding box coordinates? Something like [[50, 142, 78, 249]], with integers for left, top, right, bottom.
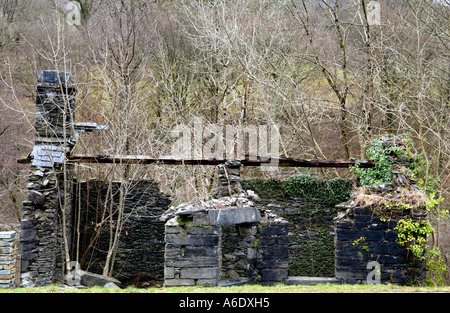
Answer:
[[221, 224, 258, 282], [163, 201, 289, 287], [0, 231, 18, 288], [214, 160, 243, 198], [256, 219, 289, 285], [20, 165, 74, 287], [20, 71, 76, 287], [257, 198, 337, 277], [75, 180, 171, 286], [35, 71, 76, 139], [335, 136, 429, 285], [335, 206, 427, 285], [219, 217, 290, 286], [164, 218, 222, 287]]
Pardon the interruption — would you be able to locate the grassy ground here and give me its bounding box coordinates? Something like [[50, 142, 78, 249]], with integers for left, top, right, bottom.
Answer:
[[1, 283, 450, 293]]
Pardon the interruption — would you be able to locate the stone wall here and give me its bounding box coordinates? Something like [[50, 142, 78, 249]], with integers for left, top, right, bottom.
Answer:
[[335, 136, 428, 285], [34, 70, 76, 139], [75, 179, 171, 286], [221, 224, 258, 282], [20, 71, 76, 287], [162, 191, 290, 287], [163, 199, 262, 287], [164, 218, 222, 287], [0, 231, 18, 288], [256, 218, 289, 285], [214, 160, 243, 198], [241, 175, 352, 278], [18, 127, 429, 288], [335, 205, 426, 284], [257, 198, 337, 277], [20, 165, 74, 287]]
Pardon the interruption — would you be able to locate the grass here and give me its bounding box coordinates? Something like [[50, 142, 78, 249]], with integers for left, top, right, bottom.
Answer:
[[1, 283, 450, 293]]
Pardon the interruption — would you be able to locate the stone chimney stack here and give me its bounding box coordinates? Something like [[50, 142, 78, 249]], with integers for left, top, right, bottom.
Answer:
[[33, 70, 76, 166], [215, 160, 243, 197], [20, 70, 76, 287]]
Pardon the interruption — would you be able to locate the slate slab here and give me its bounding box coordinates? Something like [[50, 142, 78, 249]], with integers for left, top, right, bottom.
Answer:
[[208, 207, 261, 226]]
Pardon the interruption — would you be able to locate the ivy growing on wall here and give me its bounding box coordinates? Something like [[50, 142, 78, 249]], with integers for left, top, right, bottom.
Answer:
[[349, 137, 411, 186], [242, 174, 351, 277], [241, 175, 353, 206], [288, 228, 335, 277], [350, 135, 448, 286]]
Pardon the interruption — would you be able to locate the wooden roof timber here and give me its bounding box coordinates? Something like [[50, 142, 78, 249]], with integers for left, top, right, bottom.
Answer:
[[66, 154, 375, 168]]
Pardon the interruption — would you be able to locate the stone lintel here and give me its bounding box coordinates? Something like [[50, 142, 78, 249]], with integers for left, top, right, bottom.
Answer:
[[208, 207, 261, 226]]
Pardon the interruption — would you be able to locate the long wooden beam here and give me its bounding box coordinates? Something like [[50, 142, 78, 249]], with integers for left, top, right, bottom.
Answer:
[[66, 154, 375, 168]]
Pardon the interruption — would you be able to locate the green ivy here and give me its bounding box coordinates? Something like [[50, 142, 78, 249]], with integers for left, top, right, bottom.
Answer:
[[241, 178, 285, 199], [425, 247, 449, 286], [395, 219, 434, 258], [288, 228, 335, 277], [349, 137, 404, 185], [241, 175, 352, 206], [393, 217, 448, 286], [349, 135, 448, 286]]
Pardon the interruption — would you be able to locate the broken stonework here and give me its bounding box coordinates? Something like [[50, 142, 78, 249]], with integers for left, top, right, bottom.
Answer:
[[19, 87, 426, 290], [20, 164, 74, 287], [163, 188, 289, 287], [162, 159, 289, 287], [164, 217, 221, 287], [160, 193, 257, 223], [213, 160, 244, 198], [334, 136, 428, 285]]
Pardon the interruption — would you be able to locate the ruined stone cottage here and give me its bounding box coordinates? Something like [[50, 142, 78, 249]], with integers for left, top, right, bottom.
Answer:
[[0, 71, 430, 288]]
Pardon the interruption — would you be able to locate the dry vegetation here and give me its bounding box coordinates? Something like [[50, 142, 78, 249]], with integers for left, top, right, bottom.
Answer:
[[0, 0, 449, 283], [354, 186, 427, 211]]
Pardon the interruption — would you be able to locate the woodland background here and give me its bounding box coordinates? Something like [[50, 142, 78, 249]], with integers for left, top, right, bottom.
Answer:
[[0, 0, 448, 280]]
